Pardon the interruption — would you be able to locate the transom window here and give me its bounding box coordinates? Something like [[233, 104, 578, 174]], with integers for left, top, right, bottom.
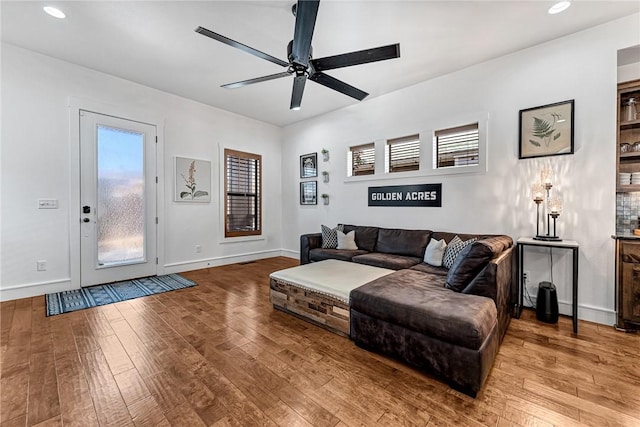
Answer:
[[349, 143, 375, 176], [385, 134, 420, 173], [224, 149, 261, 237], [434, 123, 479, 168]]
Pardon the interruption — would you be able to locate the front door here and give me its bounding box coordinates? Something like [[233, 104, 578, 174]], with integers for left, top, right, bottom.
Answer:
[[79, 111, 157, 287]]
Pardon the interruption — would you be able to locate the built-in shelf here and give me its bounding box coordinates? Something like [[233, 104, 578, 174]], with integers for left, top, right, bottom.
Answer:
[[620, 119, 640, 130], [618, 80, 640, 194], [617, 184, 640, 192], [620, 152, 640, 159]]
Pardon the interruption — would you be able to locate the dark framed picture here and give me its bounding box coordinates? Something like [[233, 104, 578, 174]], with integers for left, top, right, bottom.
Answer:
[[300, 153, 318, 178], [519, 99, 574, 159], [300, 181, 317, 205]]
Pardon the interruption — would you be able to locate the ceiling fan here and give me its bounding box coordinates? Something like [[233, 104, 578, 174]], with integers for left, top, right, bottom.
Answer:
[[195, 0, 400, 110]]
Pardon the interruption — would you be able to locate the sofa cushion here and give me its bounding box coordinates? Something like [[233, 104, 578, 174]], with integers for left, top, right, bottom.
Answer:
[[309, 248, 368, 262], [375, 228, 432, 258], [350, 270, 497, 350], [321, 224, 344, 249], [352, 253, 422, 270], [442, 236, 476, 269], [424, 238, 447, 266], [445, 236, 514, 292], [410, 262, 449, 276], [337, 230, 358, 250], [342, 225, 379, 252]]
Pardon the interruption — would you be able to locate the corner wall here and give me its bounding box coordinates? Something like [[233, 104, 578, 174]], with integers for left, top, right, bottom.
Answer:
[[0, 43, 283, 300], [281, 14, 640, 325]]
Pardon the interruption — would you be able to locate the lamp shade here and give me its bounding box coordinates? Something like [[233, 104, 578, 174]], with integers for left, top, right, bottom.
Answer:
[[549, 197, 563, 214], [540, 166, 553, 186], [531, 183, 545, 202]]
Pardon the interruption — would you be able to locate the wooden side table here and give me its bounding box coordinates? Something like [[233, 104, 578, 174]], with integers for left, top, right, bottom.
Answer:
[[516, 237, 579, 333]]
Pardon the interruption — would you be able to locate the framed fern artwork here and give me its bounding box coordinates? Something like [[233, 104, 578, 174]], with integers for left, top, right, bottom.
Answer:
[[519, 100, 574, 159]]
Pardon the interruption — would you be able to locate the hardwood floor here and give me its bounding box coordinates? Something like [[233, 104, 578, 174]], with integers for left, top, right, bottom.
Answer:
[[1, 257, 639, 426]]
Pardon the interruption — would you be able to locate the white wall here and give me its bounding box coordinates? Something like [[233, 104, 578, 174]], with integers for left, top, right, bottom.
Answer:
[[281, 14, 640, 325], [1, 43, 283, 300]]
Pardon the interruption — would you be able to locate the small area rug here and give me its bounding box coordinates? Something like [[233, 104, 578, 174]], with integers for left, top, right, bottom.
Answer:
[[45, 274, 196, 316]]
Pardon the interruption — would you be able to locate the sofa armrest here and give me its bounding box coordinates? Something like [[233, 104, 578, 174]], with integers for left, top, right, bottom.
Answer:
[[300, 233, 322, 264], [460, 245, 514, 340]]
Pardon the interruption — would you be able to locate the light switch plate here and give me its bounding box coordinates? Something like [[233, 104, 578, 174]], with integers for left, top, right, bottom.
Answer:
[[38, 199, 58, 209]]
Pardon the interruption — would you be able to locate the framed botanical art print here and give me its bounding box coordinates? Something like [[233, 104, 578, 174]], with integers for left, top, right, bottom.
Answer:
[[175, 157, 211, 202], [300, 153, 318, 178], [519, 99, 574, 159], [300, 181, 317, 205]]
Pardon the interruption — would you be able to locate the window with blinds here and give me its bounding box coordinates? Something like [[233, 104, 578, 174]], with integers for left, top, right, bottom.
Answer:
[[224, 149, 261, 237], [349, 143, 375, 176], [434, 123, 479, 168], [386, 134, 420, 173]]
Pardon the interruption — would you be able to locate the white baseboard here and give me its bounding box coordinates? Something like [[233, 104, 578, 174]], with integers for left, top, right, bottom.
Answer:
[[0, 278, 73, 302], [523, 297, 616, 326], [163, 250, 284, 274], [280, 249, 299, 259]]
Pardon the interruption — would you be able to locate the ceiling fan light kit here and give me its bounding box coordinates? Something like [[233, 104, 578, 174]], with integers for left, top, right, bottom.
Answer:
[[196, 0, 400, 110]]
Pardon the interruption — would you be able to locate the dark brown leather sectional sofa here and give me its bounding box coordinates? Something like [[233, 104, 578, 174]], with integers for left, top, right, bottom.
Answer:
[[300, 224, 515, 396]]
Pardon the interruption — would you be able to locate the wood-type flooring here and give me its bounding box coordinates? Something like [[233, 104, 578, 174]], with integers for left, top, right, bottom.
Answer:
[[1, 257, 639, 426]]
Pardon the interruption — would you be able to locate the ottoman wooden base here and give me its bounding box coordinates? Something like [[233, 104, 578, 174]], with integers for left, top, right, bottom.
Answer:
[[268, 260, 393, 337], [270, 278, 350, 336]]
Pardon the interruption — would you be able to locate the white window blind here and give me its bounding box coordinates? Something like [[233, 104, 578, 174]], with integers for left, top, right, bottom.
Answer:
[[386, 134, 420, 173], [224, 149, 261, 237], [434, 123, 479, 168], [350, 143, 375, 176]]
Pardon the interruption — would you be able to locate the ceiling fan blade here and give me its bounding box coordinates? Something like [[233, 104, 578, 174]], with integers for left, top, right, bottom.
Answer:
[[290, 75, 307, 110], [195, 26, 289, 68], [312, 44, 400, 72], [222, 72, 291, 89], [309, 72, 368, 101], [291, 0, 320, 67]]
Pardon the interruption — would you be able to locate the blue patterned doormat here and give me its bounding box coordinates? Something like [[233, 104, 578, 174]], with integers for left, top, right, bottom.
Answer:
[[45, 274, 196, 316]]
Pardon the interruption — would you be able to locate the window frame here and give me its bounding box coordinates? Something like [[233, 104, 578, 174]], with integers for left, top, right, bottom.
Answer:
[[433, 123, 480, 170], [348, 142, 376, 177], [385, 134, 420, 174], [223, 148, 262, 238]]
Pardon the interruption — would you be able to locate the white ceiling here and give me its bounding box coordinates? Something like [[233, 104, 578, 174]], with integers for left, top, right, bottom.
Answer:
[[2, 1, 639, 126]]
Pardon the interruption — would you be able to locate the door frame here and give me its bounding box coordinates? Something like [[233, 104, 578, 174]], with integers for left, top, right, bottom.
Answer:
[[68, 97, 165, 289]]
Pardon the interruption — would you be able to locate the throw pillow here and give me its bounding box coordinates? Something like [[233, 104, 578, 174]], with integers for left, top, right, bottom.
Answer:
[[445, 240, 494, 292], [424, 238, 447, 267], [321, 224, 344, 249], [337, 230, 358, 250], [442, 235, 476, 269]]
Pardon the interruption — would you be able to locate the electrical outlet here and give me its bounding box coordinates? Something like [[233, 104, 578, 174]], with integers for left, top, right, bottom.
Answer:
[[523, 271, 530, 283], [195, 245, 202, 253], [36, 260, 47, 271]]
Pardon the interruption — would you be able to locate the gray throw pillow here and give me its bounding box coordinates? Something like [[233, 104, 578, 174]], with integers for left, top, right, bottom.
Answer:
[[424, 238, 447, 267], [336, 230, 358, 250], [321, 224, 344, 249]]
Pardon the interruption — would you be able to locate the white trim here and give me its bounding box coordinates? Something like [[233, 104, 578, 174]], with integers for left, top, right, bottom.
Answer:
[[0, 278, 73, 302], [280, 249, 299, 259], [67, 96, 165, 287], [344, 112, 489, 183], [219, 236, 265, 244], [523, 298, 616, 326], [163, 250, 282, 274]]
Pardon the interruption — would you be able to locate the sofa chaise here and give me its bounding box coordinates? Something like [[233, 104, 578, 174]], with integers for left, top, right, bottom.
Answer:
[[299, 224, 515, 396]]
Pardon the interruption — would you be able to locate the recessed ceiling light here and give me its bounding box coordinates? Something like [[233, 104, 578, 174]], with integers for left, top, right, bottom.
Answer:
[[548, 1, 571, 15], [43, 6, 66, 19]]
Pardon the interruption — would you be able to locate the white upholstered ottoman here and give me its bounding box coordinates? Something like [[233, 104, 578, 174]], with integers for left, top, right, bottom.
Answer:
[[269, 259, 393, 336]]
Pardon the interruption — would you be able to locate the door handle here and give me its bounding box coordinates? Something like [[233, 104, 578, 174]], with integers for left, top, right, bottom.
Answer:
[[83, 218, 90, 223]]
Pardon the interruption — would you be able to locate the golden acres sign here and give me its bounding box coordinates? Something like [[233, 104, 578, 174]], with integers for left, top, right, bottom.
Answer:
[[368, 184, 442, 207]]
